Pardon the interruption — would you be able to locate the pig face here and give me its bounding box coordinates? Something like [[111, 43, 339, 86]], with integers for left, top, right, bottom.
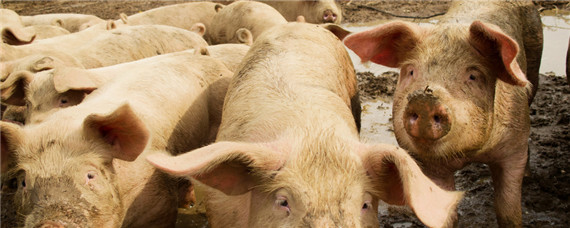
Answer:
[[148, 130, 462, 227], [1, 104, 149, 227], [304, 0, 342, 24], [344, 21, 528, 161]]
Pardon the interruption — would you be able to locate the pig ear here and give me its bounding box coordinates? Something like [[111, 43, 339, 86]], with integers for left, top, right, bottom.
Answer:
[[1, 70, 33, 106], [359, 143, 463, 228], [214, 4, 224, 12], [31, 56, 57, 72], [83, 103, 149, 161], [106, 20, 118, 30], [190, 23, 206, 37], [52, 67, 99, 93], [236, 28, 253, 46], [119, 13, 128, 24], [1, 121, 24, 173], [147, 141, 284, 196], [321, 23, 351, 41], [469, 21, 527, 87], [2, 26, 36, 45], [344, 21, 420, 68]]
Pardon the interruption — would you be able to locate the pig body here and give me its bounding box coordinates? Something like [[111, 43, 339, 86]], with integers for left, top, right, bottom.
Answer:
[[147, 22, 462, 228], [20, 13, 105, 33], [117, 2, 220, 35], [1, 24, 207, 68], [207, 1, 287, 45], [0, 54, 234, 227], [344, 0, 543, 226], [259, 0, 343, 24]]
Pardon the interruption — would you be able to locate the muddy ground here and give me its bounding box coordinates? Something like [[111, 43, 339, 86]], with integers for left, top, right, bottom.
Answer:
[[2, 0, 569, 227]]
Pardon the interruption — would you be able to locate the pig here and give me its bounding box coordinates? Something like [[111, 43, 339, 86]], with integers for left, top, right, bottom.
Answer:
[[207, 1, 287, 45], [1, 24, 208, 68], [0, 43, 247, 125], [147, 22, 462, 228], [260, 0, 343, 24], [344, 0, 543, 226], [116, 2, 221, 36], [0, 53, 234, 227], [1, 9, 35, 45], [20, 13, 106, 33]]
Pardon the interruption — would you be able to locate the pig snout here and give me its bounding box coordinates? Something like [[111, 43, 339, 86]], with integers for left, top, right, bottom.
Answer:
[[322, 9, 337, 23], [403, 87, 451, 142], [35, 220, 65, 228]]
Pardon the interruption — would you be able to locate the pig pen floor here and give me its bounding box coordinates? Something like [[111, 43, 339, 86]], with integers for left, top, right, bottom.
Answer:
[[3, 1, 569, 227]]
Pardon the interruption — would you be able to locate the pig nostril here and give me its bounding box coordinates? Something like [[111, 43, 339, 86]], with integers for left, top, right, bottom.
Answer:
[[433, 115, 441, 123]]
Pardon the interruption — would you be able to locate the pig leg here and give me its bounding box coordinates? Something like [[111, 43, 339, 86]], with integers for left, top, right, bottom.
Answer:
[[489, 148, 527, 228]]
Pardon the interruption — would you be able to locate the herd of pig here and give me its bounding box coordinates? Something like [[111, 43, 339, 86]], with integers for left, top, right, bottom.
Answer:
[[0, 0, 552, 227]]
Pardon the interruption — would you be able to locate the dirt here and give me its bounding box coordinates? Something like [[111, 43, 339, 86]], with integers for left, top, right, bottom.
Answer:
[[1, 1, 569, 227]]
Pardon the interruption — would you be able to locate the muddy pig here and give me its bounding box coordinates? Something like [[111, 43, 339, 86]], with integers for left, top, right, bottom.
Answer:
[[207, 1, 287, 45], [344, 0, 543, 227], [0, 53, 234, 227], [147, 22, 462, 228], [260, 0, 343, 24]]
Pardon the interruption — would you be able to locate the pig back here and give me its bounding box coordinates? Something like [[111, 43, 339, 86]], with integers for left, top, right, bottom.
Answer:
[[219, 23, 358, 141]]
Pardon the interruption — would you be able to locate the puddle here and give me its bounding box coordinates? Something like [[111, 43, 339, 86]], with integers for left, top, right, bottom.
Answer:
[[539, 10, 570, 75], [359, 97, 398, 145], [343, 9, 570, 148]]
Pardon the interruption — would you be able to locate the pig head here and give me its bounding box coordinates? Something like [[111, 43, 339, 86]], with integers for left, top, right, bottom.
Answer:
[[149, 135, 462, 228], [1, 104, 150, 227]]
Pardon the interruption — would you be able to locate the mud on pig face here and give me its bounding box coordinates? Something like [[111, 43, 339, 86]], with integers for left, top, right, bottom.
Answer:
[[1, 104, 148, 227], [344, 21, 529, 160]]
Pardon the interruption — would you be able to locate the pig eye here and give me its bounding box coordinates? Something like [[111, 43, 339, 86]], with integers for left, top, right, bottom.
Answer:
[[409, 70, 414, 76], [275, 196, 290, 215], [469, 74, 476, 81], [21, 179, 26, 188], [362, 193, 373, 214], [59, 97, 68, 106], [86, 171, 97, 184]]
